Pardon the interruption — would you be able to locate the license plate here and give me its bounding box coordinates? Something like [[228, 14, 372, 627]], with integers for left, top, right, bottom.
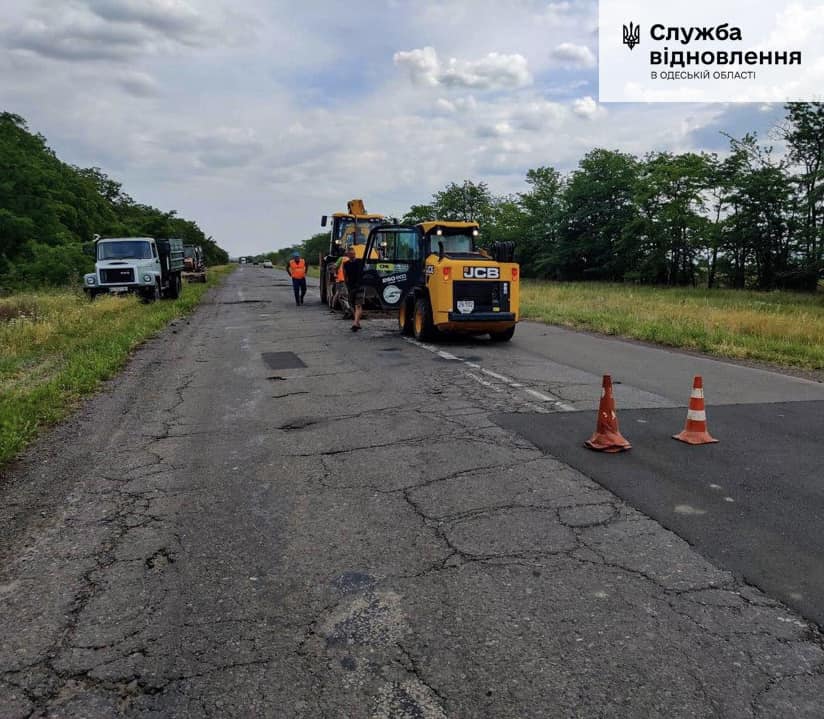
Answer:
[[457, 300, 475, 315], [109, 286, 129, 293]]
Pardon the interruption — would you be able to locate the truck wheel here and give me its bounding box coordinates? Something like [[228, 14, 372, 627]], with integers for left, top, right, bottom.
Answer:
[[413, 297, 435, 341], [489, 326, 516, 342], [398, 299, 413, 336], [142, 283, 160, 303], [168, 274, 181, 299], [319, 265, 328, 303]]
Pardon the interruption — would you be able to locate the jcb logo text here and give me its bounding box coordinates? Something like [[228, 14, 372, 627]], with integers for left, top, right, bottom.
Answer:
[[463, 267, 500, 279]]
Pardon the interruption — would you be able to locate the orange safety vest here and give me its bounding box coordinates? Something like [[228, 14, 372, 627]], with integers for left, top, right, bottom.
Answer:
[[289, 258, 306, 280], [335, 257, 349, 282]]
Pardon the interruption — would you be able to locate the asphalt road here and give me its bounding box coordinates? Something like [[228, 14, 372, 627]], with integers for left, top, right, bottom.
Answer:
[[1, 266, 823, 718]]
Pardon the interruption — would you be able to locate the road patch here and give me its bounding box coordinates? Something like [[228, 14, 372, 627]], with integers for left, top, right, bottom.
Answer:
[[493, 400, 824, 627]]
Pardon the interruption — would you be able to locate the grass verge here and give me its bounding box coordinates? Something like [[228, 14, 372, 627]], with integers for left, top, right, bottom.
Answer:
[[0, 266, 234, 467], [520, 281, 824, 370]]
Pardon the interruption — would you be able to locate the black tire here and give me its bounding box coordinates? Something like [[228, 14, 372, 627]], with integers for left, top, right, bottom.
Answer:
[[489, 326, 516, 342], [398, 298, 414, 336], [167, 273, 181, 300], [142, 283, 160, 303], [413, 297, 436, 341], [85, 289, 98, 301], [328, 278, 338, 310], [319, 263, 328, 303]]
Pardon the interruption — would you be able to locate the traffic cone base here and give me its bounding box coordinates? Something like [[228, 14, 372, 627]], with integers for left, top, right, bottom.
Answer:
[[585, 376, 632, 453], [673, 429, 718, 445], [673, 376, 718, 446]]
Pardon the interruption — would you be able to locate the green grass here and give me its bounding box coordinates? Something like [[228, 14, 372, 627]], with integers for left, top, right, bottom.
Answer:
[[521, 281, 824, 370], [0, 266, 234, 466]]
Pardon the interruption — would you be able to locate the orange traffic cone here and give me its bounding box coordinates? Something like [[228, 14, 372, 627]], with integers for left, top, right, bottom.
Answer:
[[585, 375, 632, 453], [673, 376, 719, 445]]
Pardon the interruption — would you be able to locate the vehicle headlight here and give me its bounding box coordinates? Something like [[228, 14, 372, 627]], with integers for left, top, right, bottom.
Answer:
[[143, 274, 153, 283], [85, 275, 96, 285]]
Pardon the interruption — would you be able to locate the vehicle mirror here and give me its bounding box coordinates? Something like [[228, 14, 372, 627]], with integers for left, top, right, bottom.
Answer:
[[82, 243, 96, 257], [321, 215, 328, 227]]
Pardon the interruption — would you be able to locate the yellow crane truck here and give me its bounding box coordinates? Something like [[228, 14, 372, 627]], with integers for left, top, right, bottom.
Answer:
[[319, 200, 386, 308], [358, 221, 519, 342]]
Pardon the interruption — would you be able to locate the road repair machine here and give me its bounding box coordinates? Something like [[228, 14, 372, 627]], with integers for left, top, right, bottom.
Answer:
[[357, 221, 519, 342], [319, 199, 386, 308]]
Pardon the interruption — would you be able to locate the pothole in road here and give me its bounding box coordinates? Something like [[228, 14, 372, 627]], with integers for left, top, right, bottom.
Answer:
[[146, 547, 175, 570]]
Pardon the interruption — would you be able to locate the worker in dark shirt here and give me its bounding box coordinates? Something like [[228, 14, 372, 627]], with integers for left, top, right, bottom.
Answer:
[[343, 250, 364, 332]]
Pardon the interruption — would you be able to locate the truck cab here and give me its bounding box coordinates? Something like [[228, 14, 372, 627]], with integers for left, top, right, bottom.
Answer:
[[359, 221, 520, 342], [183, 244, 207, 282], [84, 237, 184, 301]]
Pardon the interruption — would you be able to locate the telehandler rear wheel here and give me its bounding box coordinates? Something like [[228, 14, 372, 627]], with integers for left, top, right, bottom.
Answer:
[[413, 297, 435, 341], [398, 299, 414, 336], [319, 265, 328, 304]]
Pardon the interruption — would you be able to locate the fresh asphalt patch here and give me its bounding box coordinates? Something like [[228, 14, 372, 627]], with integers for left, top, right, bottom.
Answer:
[[493, 400, 824, 627], [261, 351, 307, 369]]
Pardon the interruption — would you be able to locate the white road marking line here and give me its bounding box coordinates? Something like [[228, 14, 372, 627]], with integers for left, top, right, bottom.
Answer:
[[481, 368, 513, 383], [463, 371, 502, 392], [404, 337, 574, 411]]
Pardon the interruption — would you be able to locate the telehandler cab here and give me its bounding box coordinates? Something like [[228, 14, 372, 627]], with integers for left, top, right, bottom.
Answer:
[[358, 221, 519, 342], [319, 199, 385, 308]]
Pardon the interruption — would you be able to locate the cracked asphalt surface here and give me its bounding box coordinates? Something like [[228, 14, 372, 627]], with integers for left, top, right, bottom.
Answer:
[[2, 267, 823, 718]]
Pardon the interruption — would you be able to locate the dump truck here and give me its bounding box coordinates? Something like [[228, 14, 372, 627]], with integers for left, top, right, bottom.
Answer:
[[319, 199, 386, 308], [183, 244, 207, 283], [357, 221, 519, 342], [84, 236, 184, 301]]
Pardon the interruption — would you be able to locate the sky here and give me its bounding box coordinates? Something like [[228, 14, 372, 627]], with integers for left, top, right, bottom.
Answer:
[[0, 0, 787, 256]]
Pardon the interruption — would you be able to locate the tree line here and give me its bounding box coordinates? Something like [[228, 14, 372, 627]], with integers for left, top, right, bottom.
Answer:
[[282, 103, 822, 291], [402, 103, 823, 291], [0, 112, 228, 289]]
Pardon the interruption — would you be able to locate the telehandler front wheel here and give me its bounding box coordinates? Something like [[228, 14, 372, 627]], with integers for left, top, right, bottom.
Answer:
[[398, 300, 414, 336], [413, 297, 435, 341]]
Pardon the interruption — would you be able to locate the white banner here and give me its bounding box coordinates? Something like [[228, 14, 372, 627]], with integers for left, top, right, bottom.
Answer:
[[599, 0, 824, 102]]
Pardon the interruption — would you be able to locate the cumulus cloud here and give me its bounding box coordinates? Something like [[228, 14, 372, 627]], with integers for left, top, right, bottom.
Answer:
[[550, 42, 596, 68], [511, 100, 567, 131], [435, 96, 478, 113], [572, 96, 604, 119], [394, 46, 532, 90]]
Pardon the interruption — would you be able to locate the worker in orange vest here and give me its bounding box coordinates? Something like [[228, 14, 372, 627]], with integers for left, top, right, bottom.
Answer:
[[332, 251, 351, 313], [287, 251, 307, 306]]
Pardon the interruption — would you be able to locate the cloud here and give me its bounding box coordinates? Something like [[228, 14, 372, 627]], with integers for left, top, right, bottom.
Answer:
[[435, 96, 478, 113], [550, 42, 596, 68], [116, 71, 161, 97], [572, 96, 603, 119], [86, 0, 205, 39], [394, 46, 532, 90], [3, 0, 217, 63], [8, 16, 149, 62], [510, 100, 567, 131], [171, 127, 265, 170]]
